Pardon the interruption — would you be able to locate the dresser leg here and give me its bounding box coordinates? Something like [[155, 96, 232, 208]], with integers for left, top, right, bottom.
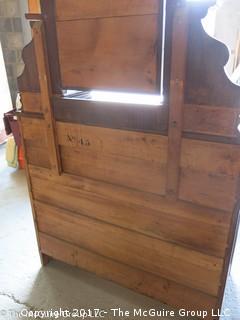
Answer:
[[41, 253, 51, 266]]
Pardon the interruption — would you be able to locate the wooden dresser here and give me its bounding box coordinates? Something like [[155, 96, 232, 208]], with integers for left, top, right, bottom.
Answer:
[[18, 1, 240, 318]]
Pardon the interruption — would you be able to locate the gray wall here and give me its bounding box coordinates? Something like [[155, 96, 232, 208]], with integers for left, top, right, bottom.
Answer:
[[0, 0, 29, 105]]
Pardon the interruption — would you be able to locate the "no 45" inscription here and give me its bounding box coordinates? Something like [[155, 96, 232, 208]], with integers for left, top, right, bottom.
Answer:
[[67, 134, 91, 146]]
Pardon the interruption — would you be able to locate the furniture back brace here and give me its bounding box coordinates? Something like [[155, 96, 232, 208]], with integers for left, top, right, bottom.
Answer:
[[18, 1, 240, 318]]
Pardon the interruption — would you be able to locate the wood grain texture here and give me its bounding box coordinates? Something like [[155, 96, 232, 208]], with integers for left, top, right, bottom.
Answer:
[[56, 0, 161, 20], [216, 200, 240, 312], [183, 104, 240, 138], [17, 115, 48, 266], [28, 0, 40, 13], [56, 14, 160, 92], [20, 116, 50, 168], [17, 40, 40, 92], [56, 122, 167, 163], [40, 233, 216, 316], [57, 123, 167, 195], [25, 142, 50, 168], [30, 172, 229, 258], [41, 0, 62, 94], [180, 139, 240, 211], [29, 164, 231, 225], [185, 3, 240, 108], [53, 96, 168, 134], [35, 201, 223, 296], [166, 3, 188, 198], [18, 0, 240, 316], [162, 0, 175, 104], [39, 232, 217, 316], [32, 21, 61, 174], [20, 92, 42, 114], [21, 117, 47, 147], [61, 145, 166, 195]]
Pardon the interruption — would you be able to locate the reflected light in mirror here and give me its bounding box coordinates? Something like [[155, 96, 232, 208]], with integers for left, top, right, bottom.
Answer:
[[90, 90, 164, 106], [65, 90, 164, 106]]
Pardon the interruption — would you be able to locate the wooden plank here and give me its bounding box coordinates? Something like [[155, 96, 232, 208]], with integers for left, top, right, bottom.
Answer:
[[56, 0, 161, 20], [56, 122, 168, 163], [166, 3, 188, 198], [39, 232, 217, 315], [28, 0, 40, 13], [25, 143, 50, 169], [216, 200, 240, 312], [162, 0, 175, 102], [31, 176, 229, 257], [17, 116, 49, 265], [60, 145, 166, 195], [179, 139, 240, 211], [185, 3, 240, 108], [179, 169, 237, 212], [183, 132, 240, 146], [183, 104, 239, 138], [20, 116, 50, 168], [181, 139, 240, 176], [35, 201, 223, 296], [21, 92, 42, 113], [56, 15, 160, 92], [53, 97, 168, 134], [17, 41, 40, 93], [57, 118, 168, 195], [21, 117, 47, 147], [41, 0, 62, 94], [32, 21, 61, 174], [29, 165, 231, 226]]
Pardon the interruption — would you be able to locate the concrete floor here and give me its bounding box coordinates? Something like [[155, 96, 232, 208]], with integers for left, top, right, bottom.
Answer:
[[0, 143, 239, 320]]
